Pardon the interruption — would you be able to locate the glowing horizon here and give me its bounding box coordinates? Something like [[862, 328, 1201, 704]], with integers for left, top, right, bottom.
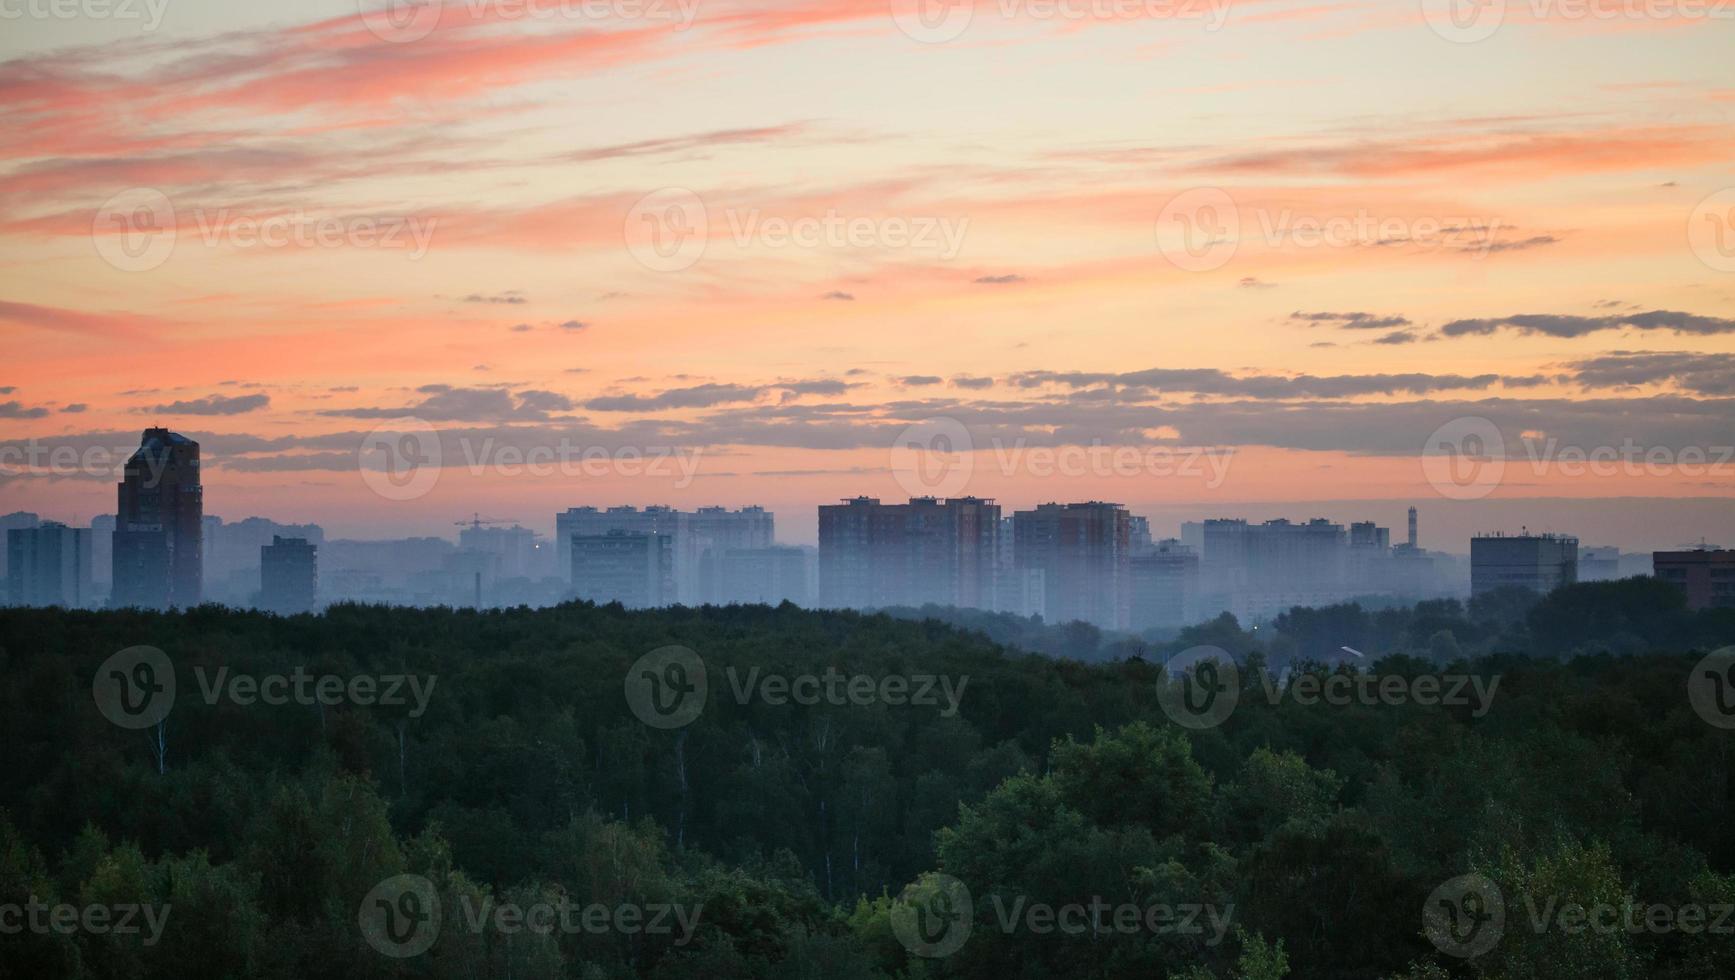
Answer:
[[3, 0, 1733, 547]]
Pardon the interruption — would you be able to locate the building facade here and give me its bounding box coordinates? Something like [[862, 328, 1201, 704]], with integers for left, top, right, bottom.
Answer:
[[557, 505, 772, 603], [715, 546, 810, 606], [1130, 538, 1198, 632], [1012, 501, 1130, 629], [1653, 548, 1735, 610], [111, 428, 203, 609], [817, 496, 1001, 611], [571, 530, 675, 608], [6, 522, 92, 608], [1470, 532, 1579, 596], [260, 536, 318, 614]]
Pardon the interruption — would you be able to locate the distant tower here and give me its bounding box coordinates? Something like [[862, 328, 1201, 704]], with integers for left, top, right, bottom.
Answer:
[[260, 536, 317, 614], [1408, 506, 1418, 550], [111, 428, 203, 609]]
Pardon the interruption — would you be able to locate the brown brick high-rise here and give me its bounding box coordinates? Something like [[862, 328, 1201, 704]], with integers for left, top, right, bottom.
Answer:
[[111, 428, 203, 609]]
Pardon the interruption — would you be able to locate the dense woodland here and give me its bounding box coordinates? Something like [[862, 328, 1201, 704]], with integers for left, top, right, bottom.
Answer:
[[0, 578, 1731, 979]]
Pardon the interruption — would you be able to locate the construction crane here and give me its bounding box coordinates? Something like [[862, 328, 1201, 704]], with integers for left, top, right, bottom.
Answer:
[[455, 513, 517, 532]]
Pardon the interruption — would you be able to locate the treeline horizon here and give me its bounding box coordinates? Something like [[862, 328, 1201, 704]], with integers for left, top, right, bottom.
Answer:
[[1, 580, 1731, 978]]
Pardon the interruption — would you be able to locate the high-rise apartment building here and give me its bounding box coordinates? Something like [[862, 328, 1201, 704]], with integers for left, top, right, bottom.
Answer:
[[556, 505, 771, 603], [0, 511, 40, 586], [111, 428, 203, 609], [203, 516, 325, 604], [1652, 548, 1735, 610], [6, 521, 92, 608], [260, 536, 318, 614], [1130, 538, 1198, 631], [1012, 501, 1130, 629], [459, 523, 537, 579], [715, 546, 810, 606], [1470, 532, 1578, 596], [571, 530, 675, 608], [1578, 546, 1622, 582], [691, 505, 775, 603], [818, 496, 1001, 611]]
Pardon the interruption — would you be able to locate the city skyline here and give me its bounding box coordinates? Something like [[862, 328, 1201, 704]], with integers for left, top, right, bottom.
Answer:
[[2, 2, 1733, 545], [3, 423, 1714, 619]]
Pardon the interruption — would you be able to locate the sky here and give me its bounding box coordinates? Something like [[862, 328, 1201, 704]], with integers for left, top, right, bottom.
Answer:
[[1, 0, 1733, 549]]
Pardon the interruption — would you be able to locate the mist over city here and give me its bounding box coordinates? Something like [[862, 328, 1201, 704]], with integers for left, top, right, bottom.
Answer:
[[2, 1, 1733, 978]]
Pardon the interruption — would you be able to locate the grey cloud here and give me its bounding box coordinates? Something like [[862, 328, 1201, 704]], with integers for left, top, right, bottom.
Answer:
[[320, 386, 573, 421], [776, 380, 856, 396], [1441, 309, 1735, 338], [0, 401, 48, 419], [898, 375, 943, 386], [1476, 235, 1559, 254], [1565, 351, 1735, 395], [975, 275, 1025, 285], [584, 383, 763, 411], [952, 375, 994, 389], [1009, 367, 1509, 399], [1290, 311, 1412, 330], [153, 394, 269, 415]]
